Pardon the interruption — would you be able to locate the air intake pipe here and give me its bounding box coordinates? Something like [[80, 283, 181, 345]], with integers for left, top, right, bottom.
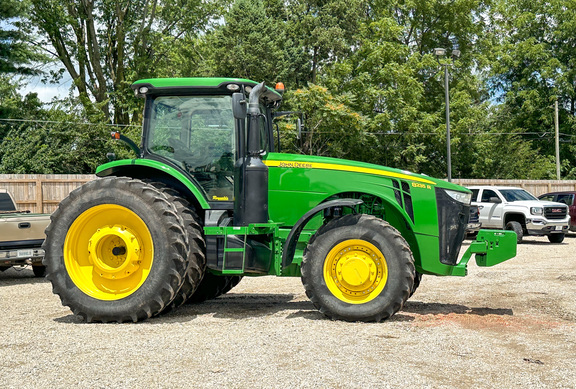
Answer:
[[233, 82, 269, 226]]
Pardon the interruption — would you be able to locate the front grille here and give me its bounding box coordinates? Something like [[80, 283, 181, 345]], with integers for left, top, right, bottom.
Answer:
[[544, 206, 567, 220], [436, 188, 469, 265]]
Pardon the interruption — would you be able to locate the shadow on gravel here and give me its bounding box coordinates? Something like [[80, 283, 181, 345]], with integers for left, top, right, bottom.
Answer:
[[166, 293, 322, 323], [403, 301, 514, 317], [0, 268, 48, 286], [51, 294, 514, 325], [519, 240, 569, 245]]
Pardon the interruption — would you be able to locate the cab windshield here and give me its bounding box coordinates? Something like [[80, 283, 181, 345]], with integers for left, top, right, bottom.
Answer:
[[146, 95, 235, 201]]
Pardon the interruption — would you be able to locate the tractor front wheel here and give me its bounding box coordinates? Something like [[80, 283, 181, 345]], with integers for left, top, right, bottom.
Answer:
[[43, 177, 190, 322], [301, 214, 414, 322]]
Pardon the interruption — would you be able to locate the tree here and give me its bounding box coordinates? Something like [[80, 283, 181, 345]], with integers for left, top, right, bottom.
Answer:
[[488, 0, 576, 178], [27, 0, 223, 124], [0, 0, 45, 75]]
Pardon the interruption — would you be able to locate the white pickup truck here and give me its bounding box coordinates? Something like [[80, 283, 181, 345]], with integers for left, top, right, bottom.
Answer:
[[469, 186, 570, 243], [0, 189, 51, 277]]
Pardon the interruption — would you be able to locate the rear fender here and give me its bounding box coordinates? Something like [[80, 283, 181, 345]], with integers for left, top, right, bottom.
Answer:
[[96, 159, 209, 210]]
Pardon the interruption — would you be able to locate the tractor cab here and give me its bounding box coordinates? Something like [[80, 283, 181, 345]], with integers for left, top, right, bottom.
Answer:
[[132, 78, 282, 208]]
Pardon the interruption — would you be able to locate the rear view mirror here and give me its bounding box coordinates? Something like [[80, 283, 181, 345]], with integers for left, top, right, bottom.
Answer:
[[232, 93, 247, 119]]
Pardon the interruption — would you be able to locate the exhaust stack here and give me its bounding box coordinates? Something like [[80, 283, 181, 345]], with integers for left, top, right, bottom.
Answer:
[[234, 83, 269, 226]]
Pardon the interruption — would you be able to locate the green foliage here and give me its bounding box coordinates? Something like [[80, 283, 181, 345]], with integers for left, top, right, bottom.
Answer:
[[0, 0, 46, 75], [487, 0, 576, 177], [279, 85, 369, 160], [0, 0, 573, 178]]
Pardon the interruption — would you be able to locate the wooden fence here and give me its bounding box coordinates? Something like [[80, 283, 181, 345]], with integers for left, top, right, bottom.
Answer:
[[452, 179, 576, 198], [1, 175, 576, 214], [0, 174, 94, 214]]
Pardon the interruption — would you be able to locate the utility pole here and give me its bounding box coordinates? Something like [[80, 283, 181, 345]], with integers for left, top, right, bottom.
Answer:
[[434, 48, 460, 182], [444, 64, 451, 183], [555, 99, 560, 179]]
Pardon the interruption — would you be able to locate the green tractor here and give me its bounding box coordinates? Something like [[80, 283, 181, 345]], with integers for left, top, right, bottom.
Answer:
[[43, 78, 517, 323]]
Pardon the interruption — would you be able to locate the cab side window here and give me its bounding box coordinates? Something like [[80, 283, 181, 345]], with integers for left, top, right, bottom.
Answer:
[[481, 189, 498, 202]]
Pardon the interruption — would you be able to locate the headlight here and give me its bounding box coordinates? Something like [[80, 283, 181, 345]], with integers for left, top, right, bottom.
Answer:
[[531, 207, 543, 215], [444, 189, 472, 204]]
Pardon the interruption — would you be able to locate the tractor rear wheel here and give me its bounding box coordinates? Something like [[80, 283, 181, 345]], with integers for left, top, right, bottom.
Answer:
[[301, 214, 414, 322], [145, 183, 206, 314], [409, 271, 422, 298], [187, 273, 243, 303], [43, 177, 190, 322]]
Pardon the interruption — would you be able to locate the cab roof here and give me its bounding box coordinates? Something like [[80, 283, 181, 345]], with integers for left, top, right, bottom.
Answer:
[[131, 77, 283, 106]]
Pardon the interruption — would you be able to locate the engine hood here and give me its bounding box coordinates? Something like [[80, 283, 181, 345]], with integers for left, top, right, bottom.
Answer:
[[264, 152, 468, 192]]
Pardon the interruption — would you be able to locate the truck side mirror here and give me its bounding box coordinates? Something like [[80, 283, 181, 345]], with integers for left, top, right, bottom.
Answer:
[[489, 197, 502, 204], [232, 93, 247, 119]]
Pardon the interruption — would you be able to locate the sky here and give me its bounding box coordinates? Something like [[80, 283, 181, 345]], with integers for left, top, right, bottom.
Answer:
[[19, 77, 73, 102]]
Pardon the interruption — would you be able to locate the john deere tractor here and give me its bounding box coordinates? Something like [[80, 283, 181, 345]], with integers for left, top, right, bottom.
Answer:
[[43, 78, 517, 323]]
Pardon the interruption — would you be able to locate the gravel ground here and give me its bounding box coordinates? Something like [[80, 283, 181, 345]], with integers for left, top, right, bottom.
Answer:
[[1, 234, 575, 389]]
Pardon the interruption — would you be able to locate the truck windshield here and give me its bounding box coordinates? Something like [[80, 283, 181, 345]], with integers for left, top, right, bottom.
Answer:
[[499, 189, 538, 202], [147, 95, 235, 201]]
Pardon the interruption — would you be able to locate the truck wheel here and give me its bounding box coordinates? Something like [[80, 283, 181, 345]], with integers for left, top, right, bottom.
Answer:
[[186, 273, 242, 303], [32, 265, 46, 278], [547, 233, 565, 243], [505, 221, 523, 244], [43, 177, 189, 323], [301, 214, 415, 322], [145, 183, 206, 314]]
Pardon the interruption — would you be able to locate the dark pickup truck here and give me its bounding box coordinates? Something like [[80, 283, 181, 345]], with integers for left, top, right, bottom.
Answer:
[[0, 189, 50, 277]]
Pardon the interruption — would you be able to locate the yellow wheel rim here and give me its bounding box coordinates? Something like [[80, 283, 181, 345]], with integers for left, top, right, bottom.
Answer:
[[324, 239, 388, 304], [64, 204, 154, 300]]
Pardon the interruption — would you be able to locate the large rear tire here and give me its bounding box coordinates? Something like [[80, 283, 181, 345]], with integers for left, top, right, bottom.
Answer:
[[187, 273, 243, 303], [145, 183, 206, 314], [43, 177, 190, 322], [301, 214, 414, 322]]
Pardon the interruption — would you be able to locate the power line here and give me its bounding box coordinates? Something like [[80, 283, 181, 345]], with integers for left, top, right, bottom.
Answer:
[[0, 118, 139, 127], [1, 118, 575, 139]]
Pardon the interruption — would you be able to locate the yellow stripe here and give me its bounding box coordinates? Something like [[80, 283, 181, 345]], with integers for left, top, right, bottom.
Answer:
[[264, 160, 437, 185]]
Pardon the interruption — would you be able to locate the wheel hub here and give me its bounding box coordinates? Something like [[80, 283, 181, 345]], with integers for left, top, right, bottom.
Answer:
[[338, 252, 374, 288], [324, 239, 388, 304], [88, 225, 142, 280], [63, 204, 154, 300]]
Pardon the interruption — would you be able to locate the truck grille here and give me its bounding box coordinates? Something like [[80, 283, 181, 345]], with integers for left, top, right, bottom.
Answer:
[[544, 206, 567, 220], [436, 188, 469, 266]]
